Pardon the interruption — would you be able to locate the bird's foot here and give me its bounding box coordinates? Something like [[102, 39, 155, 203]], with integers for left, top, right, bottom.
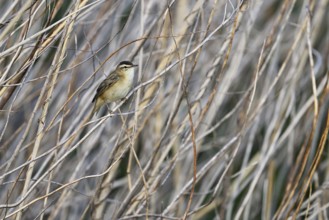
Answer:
[[121, 97, 128, 103]]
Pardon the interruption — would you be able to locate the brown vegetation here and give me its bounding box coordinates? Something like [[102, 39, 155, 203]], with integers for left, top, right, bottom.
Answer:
[[0, 0, 328, 219]]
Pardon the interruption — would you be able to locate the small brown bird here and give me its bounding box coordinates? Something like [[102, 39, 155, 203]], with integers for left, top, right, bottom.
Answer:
[[91, 61, 138, 115]]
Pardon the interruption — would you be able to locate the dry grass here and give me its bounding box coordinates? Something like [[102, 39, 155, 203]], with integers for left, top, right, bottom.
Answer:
[[0, 0, 328, 219]]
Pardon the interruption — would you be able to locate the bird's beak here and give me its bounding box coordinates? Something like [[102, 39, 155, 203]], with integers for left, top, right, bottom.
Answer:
[[132, 64, 138, 68]]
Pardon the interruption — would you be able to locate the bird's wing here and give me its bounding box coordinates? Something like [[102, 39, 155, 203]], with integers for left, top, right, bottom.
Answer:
[[92, 73, 119, 103]]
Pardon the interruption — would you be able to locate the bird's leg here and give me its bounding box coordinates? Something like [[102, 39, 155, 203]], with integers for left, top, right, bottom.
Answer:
[[106, 104, 114, 116]]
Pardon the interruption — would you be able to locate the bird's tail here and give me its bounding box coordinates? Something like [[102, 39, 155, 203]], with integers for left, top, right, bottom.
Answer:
[[91, 99, 103, 116]]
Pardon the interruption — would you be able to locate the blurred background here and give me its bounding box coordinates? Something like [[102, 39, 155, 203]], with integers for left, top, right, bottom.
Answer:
[[0, 0, 328, 219]]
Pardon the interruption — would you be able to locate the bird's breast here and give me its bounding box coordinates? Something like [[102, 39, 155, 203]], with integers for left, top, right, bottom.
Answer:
[[102, 72, 134, 102]]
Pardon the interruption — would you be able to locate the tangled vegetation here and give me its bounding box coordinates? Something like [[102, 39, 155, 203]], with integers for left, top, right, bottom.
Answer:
[[0, 0, 328, 219]]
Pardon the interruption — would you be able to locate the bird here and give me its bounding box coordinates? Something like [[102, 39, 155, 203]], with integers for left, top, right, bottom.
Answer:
[[91, 61, 138, 115]]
